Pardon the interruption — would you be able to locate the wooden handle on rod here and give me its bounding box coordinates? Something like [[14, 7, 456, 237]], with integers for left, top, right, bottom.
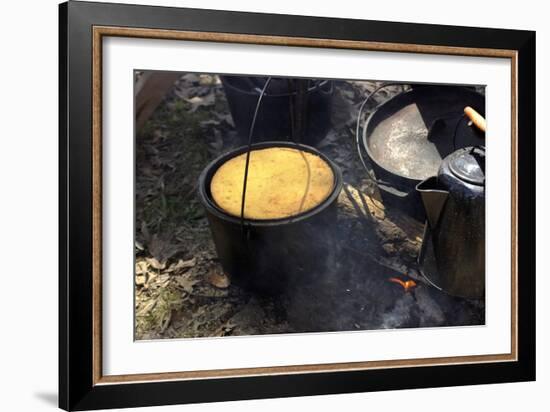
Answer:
[[464, 106, 486, 133]]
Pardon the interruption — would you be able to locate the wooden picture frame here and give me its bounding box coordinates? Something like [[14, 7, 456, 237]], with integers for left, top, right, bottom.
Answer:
[[59, 1, 536, 410]]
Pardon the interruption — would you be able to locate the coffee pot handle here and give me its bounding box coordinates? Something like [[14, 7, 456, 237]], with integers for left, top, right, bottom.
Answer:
[[464, 106, 486, 133]]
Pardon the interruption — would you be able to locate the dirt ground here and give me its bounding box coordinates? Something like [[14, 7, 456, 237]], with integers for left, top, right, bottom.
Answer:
[[134, 73, 484, 340]]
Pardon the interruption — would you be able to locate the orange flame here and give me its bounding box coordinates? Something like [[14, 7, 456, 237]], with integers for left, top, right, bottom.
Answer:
[[388, 277, 417, 292]]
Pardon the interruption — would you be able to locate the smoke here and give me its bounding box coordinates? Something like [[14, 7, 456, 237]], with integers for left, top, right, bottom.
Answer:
[[277, 163, 484, 333]]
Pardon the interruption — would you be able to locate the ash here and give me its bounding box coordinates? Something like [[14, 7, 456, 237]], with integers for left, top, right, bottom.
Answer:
[[134, 74, 484, 340]]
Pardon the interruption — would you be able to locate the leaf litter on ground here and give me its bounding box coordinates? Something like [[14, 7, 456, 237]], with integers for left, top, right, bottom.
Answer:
[[134, 74, 416, 339]]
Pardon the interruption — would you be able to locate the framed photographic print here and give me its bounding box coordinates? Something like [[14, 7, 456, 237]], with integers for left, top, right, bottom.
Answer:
[[59, 1, 536, 410]]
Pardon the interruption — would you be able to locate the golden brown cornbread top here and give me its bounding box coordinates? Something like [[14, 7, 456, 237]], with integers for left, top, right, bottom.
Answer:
[[210, 147, 334, 220]]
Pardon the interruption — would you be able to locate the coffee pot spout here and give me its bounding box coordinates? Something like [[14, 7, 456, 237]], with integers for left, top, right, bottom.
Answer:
[[416, 176, 449, 228]]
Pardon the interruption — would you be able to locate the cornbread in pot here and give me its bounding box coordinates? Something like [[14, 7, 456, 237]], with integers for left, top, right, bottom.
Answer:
[[210, 147, 334, 220]]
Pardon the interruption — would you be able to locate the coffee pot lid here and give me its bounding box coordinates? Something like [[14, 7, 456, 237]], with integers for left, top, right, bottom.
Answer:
[[448, 146, 485, 186]]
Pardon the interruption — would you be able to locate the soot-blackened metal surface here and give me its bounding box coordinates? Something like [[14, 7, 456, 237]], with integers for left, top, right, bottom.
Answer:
[[418, 147, 486, 298], [198, 141, 343, 295], [221, 76, 332, 146]]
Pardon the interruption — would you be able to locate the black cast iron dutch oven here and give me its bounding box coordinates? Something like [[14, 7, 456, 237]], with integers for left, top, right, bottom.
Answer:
[[357, 84, 485, 221], [198, 141, 343, 295], [220, 76, 333, 146]]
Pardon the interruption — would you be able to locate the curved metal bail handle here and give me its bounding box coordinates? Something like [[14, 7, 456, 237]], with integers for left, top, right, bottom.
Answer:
[[240, 77, 272, 233], [318, 79, 334, 96], [355, 82, 411, 194]]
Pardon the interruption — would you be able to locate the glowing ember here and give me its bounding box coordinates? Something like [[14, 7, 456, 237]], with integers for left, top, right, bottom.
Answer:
[[388, 277, 417, 292]]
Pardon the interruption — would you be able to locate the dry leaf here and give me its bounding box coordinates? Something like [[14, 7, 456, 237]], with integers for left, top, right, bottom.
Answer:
[[136, 299, 157, 317], [167, 258, 196, 273], [174, 88, 192, 100], [159, 310, 172, 332], [135, 274, 146, 286], [200, 119, 221, 128], [140, 220, 151, 243], [213, 321, 236, 337], [146, 257, 166, 270], [204, 129, 223, 155], [148, 234, 185, 264], [206, 271, 231, 289], [182, 73, 200, 83], [135, 260, 148, 275], [175, 274, 199, 294], [186, 94, 215, 112], [214, 112, 235, 127]]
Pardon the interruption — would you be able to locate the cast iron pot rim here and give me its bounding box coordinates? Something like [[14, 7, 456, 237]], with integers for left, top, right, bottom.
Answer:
[[198, 141, 343, 227], [221, 76, 331, 98], [361, 85, 484, 184]]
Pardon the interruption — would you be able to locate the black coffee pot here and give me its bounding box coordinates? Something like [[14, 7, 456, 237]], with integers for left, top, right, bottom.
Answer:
[[416, 146, 485, 298]]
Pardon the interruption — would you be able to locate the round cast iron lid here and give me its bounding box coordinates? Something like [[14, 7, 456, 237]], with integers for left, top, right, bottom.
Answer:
[[448, 146, 485, 185], [364, 86, 485, 181]]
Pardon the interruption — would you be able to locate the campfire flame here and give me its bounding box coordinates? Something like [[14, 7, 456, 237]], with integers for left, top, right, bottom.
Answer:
[[388, 277, 417, 292]]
